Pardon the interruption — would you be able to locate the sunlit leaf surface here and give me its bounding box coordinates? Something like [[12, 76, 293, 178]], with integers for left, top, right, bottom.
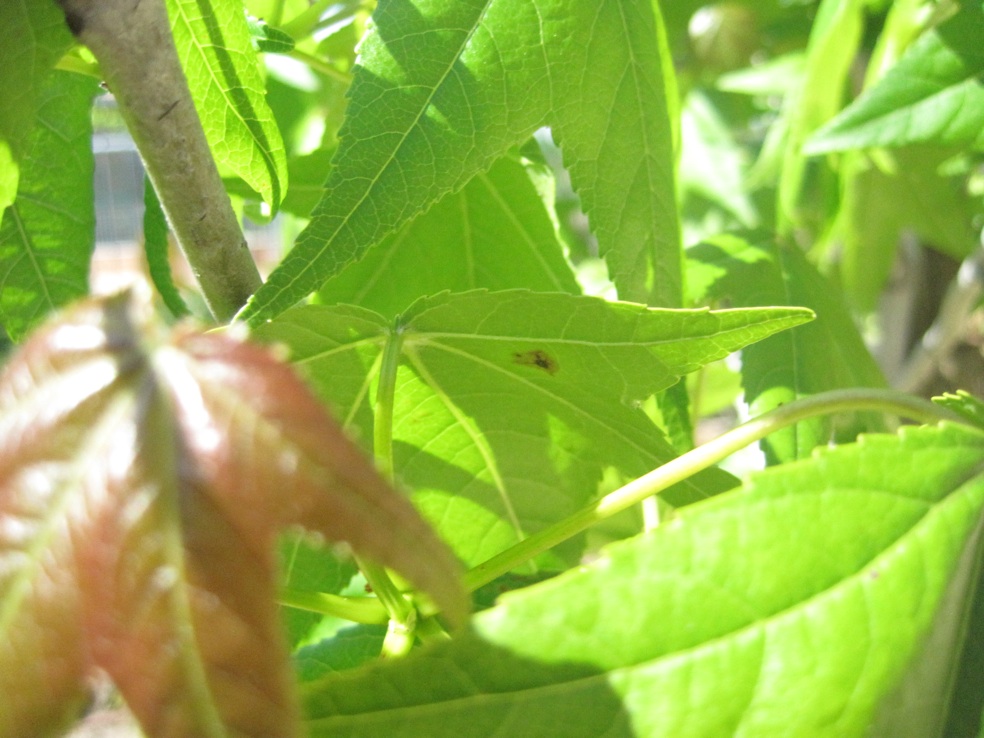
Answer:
[[807, 4, 984, 153], [0, 71, 98, 342], [166, 0, 288, 209], [241, 0, 680, 324], [302, 422, 984, 737], [0, 0, 74, 212], [257, 291, 811, 569]]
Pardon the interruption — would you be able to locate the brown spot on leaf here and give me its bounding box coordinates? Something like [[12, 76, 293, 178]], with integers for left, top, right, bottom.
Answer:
[[513, 349, 559, 375]]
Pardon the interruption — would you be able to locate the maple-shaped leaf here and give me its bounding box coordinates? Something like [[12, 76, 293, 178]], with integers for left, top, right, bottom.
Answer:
[[0, 290, 465, 738], [240, 0, 680, 325]]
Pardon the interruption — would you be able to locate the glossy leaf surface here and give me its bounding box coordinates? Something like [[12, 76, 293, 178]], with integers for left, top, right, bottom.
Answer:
[[807, 4, 984, 153], [256, 291, 811, 569], [241, 0, 680, 324], [0, 71, 98, 342], [0, 291, 464, 738], [302, 422, 984, 737], [166, 0, 288, 209]]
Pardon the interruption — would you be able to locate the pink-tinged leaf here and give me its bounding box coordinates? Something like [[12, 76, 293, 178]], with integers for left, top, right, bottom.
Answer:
[[0, 291, 465, 738]]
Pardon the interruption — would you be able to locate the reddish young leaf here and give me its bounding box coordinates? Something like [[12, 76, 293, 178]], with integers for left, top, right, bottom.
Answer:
[[0, 290, 465, 738]]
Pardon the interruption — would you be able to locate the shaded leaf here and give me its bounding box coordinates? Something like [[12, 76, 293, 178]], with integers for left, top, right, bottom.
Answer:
[[0, 71, 98, 342], [806, 3, 984, 153], [246, 13, 295, 53], [317, 155, 580, 317], [776, 0, 865, 229], [240, 0, 680, 324], [166, 0, 288, 209], [0, 290, 464, 737], [0, 0, 74, 213], [679, 91, 758, 228], [302, 422, 984, 737], [295, 624, 386, 682], [688, 231, 886, 463], [836, 146, 981, 311], [256, 290, 810, 569]]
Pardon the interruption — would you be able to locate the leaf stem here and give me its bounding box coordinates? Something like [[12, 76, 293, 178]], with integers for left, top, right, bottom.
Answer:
[[279, 588, 388, 624], [374, 326, 404, 479], [360, 325, 420, 652], [464, 389, 964, 591]]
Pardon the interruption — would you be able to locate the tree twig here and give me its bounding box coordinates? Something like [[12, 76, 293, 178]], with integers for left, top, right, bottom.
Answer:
[[57, 0, 262, 322]]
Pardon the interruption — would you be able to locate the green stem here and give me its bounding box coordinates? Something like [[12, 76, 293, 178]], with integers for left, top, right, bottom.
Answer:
[[374, 326, 404, 479], [464, 389, 961, 591], [360, 325, 419, 654], [359, 559, 413, 625], [279, 588, 387, 624]]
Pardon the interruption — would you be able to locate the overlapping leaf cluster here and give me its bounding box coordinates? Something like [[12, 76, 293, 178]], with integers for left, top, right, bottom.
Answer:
[[2, 0, 984, 736]]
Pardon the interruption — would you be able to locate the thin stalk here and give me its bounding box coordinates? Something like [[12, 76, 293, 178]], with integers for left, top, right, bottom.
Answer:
[[360, 326, 418, 653], [373, 328, 404, 479], [56, 0, 262, 322], [464, 389, 963, 591], [279, 588, 387, 624]]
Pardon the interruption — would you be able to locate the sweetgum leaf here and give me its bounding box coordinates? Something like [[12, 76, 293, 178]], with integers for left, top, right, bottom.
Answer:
[[240, 0, 680, 324], [256, 291, 811, 570], [316, 155, 581, 318], [301, 422, 984, 736], [0, 290, 464, 738]]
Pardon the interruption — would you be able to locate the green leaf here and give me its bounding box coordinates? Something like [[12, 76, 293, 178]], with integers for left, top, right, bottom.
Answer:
[[688, 231, 886, 463], [317, 155, 580, 317], [246, 12, 295, 53], [166, 0, 288, 210], [301, 422, 984, 737], [836, 146, 982, 311], [0, 0, 74, 214], [0, 71, 99, 342], [142, 177, 192, 319], [240, 0, 680, 324], [0, 290, 464, 737], [806, 4, 984, 153], [255, 291, 810, 569], [280, 534, 358, 649], [295, 624, 386, 682]]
